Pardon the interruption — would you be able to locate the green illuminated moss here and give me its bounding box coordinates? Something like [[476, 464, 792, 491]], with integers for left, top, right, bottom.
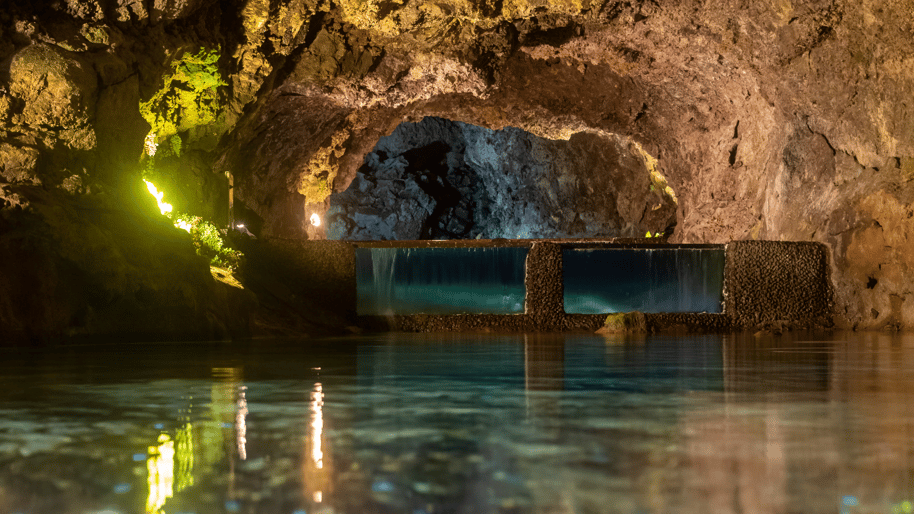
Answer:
[[174, 214, 243, 270], [139, 47, 226, 144], [169, 134, 182, 157], [599, 312, 647, 333]]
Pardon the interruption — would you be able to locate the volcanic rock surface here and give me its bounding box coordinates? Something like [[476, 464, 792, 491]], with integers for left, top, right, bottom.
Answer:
[[327, 116, 676, 240], [1, 0, 914, 337]]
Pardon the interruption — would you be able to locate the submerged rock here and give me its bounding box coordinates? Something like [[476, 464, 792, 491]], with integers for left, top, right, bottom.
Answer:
[[597, 312, 647, 334]]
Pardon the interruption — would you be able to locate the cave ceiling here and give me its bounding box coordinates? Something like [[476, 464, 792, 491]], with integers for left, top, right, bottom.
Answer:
[[1, 0, 914, 329]]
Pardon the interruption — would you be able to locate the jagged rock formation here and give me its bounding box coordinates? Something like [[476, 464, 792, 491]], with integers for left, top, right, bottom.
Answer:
[[1, 0, 913, 337], [327, 117, 676, 240]]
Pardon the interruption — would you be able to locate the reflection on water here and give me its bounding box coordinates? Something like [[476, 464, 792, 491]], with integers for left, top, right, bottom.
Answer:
[[307, 379, 327, 505], [142, 367, 249, 514], [147, 433, 174, 514], [0, 333, 913, 513]]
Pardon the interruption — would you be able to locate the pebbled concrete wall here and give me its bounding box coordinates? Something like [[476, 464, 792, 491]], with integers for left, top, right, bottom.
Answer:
[[725, 241, 833, 328]]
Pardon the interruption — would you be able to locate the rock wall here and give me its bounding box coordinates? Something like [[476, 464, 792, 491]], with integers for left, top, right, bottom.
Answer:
[[1, 0, 914, 335], [327, 116, 676, 240], [0, 188, 253, 344]]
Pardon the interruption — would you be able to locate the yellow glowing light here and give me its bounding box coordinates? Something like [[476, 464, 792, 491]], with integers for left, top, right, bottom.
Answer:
[[147, 434, 175, 514], [311, 383, 324, 468], [237, 385, 248, 460], [310, 213, 321, 227], [144, 180, 173, 216], [314, 491, 323, 503], [174, 422, 195, 491], [174, 218, 193, 232]]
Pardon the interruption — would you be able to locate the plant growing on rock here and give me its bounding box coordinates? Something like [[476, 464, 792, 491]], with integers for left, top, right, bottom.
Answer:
[[140, 47, 226, 141], [137, 47, 240, 273], [173, 214, 243, 270]]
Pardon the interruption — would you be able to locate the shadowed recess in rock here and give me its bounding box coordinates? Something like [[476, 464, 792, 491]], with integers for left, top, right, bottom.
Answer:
[[356, 247, 527, 315], [328, 117, 676, 240], [563, 248, 725, 314]]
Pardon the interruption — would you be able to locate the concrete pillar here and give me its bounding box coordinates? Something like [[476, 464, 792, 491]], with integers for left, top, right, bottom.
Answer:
[[524, 242, 565, 329], [724, 240, 832, 327]]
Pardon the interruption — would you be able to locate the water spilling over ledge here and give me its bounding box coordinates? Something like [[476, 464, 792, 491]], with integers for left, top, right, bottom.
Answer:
[[326, 239, 830, 332], [356, 247, 528, 315], [356, 245, 726, 316], [563, 247, 726, 314]]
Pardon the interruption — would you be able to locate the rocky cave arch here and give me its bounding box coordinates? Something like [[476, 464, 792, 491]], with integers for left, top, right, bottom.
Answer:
[[324, 116, 677, 241], [224, 47, 776, 249]]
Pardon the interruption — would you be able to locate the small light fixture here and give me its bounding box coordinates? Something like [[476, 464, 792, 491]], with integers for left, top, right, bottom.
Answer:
[[310, 213, 321, 227]]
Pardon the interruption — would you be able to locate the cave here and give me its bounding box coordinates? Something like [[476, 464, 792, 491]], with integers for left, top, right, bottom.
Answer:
[[1, 2, 914, 510], [0, 0, 910, 334], [325, 116, 677, 240]]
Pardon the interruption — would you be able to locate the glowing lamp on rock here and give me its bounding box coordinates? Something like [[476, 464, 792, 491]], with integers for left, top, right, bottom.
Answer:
[[144, 180, 173, 216], [310, 213, 321, 227]]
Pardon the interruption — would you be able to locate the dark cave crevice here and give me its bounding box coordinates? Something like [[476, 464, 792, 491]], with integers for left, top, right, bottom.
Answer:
[[325, 117, 677, 241]]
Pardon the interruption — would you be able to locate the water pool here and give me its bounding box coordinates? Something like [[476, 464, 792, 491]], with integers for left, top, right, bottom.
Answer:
[[0, 332, 911, 514]]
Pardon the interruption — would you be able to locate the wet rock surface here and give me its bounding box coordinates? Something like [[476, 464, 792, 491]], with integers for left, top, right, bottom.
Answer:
[[327, 117, 676, 240], [0, 187, 253, 344]]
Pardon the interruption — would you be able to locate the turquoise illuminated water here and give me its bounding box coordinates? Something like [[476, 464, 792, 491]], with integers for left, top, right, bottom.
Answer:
[[356, 247, 527, 315], [0, 332, 912, 514], [563, 247, 726, 314]]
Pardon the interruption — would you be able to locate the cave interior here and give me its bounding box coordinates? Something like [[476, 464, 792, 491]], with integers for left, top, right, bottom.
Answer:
[[0, 0, 912, 340], [1, 3, 914, 511]]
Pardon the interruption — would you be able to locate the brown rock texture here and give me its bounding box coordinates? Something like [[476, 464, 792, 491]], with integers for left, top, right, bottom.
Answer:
[[1, 0, 913, 337]]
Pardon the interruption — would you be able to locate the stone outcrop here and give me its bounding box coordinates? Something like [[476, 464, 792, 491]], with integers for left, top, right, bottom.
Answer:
[[1, 0, 913, 338], [327, 116, 676, 240], [0, 187, 252, 343]]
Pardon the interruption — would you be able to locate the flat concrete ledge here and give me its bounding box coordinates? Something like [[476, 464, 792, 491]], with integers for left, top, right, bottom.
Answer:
[[362, 313, 733, 333]]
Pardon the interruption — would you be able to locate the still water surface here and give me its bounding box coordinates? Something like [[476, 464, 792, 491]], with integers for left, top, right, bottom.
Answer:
[[0, 332, 912, 514]]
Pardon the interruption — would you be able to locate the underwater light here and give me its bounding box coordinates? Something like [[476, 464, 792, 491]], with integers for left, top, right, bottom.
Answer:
[[310, 213, 321, 227], [144, 180, 173, 216]]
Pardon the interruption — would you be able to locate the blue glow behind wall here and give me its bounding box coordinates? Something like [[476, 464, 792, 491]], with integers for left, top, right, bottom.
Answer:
[[356, 247, 528, 315], [563, 247, 725, 314]]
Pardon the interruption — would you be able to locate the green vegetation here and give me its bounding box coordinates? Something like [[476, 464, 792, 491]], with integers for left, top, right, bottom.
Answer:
[[139, 47, 226, 144], [138, 47, 242, 273], [169, 134, 182, 157], [599, 312, 647, 334], [174, 214, 243, 270]]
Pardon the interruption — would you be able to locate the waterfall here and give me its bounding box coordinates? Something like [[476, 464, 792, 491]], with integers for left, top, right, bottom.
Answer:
[[356, 247, 527, 315], [563, 247, 725, 314], [357, 245, 724, 316]]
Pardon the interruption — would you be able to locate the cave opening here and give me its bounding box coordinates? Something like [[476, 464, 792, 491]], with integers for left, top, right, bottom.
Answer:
[[325, 117, 678, 241]]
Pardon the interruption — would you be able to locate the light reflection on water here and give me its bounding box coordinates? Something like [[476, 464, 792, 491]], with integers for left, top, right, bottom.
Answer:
[[0, 333, 912, 513]]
